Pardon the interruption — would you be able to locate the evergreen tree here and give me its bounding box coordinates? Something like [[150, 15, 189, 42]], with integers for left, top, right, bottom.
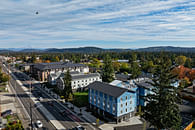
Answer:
[[102, 54, 114, 82], [142, 56, 181, 130], [184, 58, 192, 68], [63, 70, 72, 101], [130, 62, 141, 79]]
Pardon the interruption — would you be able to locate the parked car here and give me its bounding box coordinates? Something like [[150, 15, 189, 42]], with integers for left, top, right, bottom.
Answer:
[[36, 120, 43, 128], [1, 110, 12, 117]]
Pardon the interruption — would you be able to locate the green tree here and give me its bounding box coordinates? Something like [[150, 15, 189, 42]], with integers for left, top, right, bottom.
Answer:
[[113, 61, 120, 72], [102, 55, 114, 82], [175, 55, 187, 65], [129, 62, 141, 79], [184, 58, 192, 68], [142, 60, 155, 73], [129, 52, 137, 63], [55, 56, 60, 62], [120, 63, 129, 73], [63, 70, 72, 101], [0, 72, 9, 83], [142, 56, 181, 130], [91, 58, 101, 68]]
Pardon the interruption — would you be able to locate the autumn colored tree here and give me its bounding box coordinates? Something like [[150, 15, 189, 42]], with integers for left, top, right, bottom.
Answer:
[[175, 56, 187, 65], [113, 61, 120, 72]]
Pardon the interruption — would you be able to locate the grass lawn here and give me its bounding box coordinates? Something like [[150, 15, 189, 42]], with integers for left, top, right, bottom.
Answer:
[[72, 92, 88, 108]]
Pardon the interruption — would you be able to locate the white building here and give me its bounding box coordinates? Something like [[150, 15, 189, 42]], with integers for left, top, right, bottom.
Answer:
[[56, 73, 102, 91]]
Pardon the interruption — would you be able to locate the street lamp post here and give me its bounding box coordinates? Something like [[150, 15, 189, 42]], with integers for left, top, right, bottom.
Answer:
[[29, 78, 33, 130]]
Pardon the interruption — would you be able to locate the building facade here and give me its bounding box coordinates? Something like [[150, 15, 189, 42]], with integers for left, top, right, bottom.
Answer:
[[56, 73, 101, 91], [30, 62, 89, 82], [88, 81, 136, 123]]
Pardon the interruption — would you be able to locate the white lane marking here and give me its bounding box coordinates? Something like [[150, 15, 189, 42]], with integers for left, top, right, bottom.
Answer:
[[37, 86, 96, 130]]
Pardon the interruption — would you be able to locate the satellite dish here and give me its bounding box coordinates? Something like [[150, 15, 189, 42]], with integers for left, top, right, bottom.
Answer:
[[36, 11, 39, 15]]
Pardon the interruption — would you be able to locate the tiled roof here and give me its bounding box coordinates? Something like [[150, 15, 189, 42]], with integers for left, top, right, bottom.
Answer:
[[88, 81, 135, 98]]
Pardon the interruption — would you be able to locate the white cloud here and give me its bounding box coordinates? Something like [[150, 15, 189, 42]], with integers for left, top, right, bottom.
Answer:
[[0, 0, 195, 48]]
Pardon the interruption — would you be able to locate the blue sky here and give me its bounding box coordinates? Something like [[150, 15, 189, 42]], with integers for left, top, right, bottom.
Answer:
[[0, 0, 195, 48]]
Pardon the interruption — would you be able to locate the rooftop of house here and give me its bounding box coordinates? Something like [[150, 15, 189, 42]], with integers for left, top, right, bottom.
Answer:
[[88, 81, 135, 98], [33, 62, 87, 70], [58, 72, 100, 81], [115, 73, 131, 82], [135, 80, 154, 89]]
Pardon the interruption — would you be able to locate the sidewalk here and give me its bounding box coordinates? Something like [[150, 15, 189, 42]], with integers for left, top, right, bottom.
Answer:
[[99, 116, 143, 130], [65, 102, 104, 125], [1, 84, 29, 129]]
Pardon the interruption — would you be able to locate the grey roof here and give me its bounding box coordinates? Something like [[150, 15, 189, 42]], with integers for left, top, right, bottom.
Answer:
[[34, 62, 87, 70], [59, 73, 100, 80], [88, 81, 135, 98], [115, 74, 130, 81], [72, 73, 100, 80], [135, 79, 154, 89]]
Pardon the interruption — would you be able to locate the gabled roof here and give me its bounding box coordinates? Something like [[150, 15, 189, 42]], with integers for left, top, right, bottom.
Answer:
[[72, 73, 100, 80], [88, 81, 135, 98], [59, 73, 100, 81], [115, 74, 130, 81], [33, 62, 87, 70], [135, 79, 153, 89]]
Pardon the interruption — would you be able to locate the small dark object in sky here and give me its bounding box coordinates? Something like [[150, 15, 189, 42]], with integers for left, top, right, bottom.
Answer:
[[36, 11, 39, 15]]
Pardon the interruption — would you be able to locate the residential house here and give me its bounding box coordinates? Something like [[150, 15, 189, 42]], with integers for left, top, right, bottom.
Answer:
[[88, 81, 136, 123], [56, 73, 101, 91]]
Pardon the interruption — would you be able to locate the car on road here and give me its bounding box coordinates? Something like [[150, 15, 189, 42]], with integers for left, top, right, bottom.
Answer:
[[36, 120, 43, 128], [75, 125, 86, 130], [48, 101, 54, 106], [1, 109, 12, 117]]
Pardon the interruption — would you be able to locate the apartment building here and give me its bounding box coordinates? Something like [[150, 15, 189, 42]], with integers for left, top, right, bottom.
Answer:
[[56, 73, 101, 91], [30, 62, 89, 81], [88, 81, 137, 123]]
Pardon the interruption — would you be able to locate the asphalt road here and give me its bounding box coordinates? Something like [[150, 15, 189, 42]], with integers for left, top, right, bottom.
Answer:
[[5, 64, 96, 130], [8, 69, 56, 130]]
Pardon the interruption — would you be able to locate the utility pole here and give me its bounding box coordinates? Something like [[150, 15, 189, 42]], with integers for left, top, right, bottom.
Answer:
[[30, 80, 33, 130]]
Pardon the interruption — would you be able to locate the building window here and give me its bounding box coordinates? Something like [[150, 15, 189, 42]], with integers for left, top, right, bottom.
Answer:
[[113, 104, 115, 111], [85, 80, 87, 82], [130, 96, 132, 99], [82, 80, 84, 82], [126, 96, 127, 100], [98, 98, 100, 106], [107, 103, 110, 109], [126, 102, 127, 106], [130, 107, 132, 110], [121, 110, 123, 114], [126, 108, 127, 112], [130, 101, 132, 104], [78, 81, 80, 83], [121, 104, 123, 108], [121, 97, 122, 102]]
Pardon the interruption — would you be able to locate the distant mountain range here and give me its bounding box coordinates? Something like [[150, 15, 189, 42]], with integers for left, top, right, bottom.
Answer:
[[0, 46, 195, 53]]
